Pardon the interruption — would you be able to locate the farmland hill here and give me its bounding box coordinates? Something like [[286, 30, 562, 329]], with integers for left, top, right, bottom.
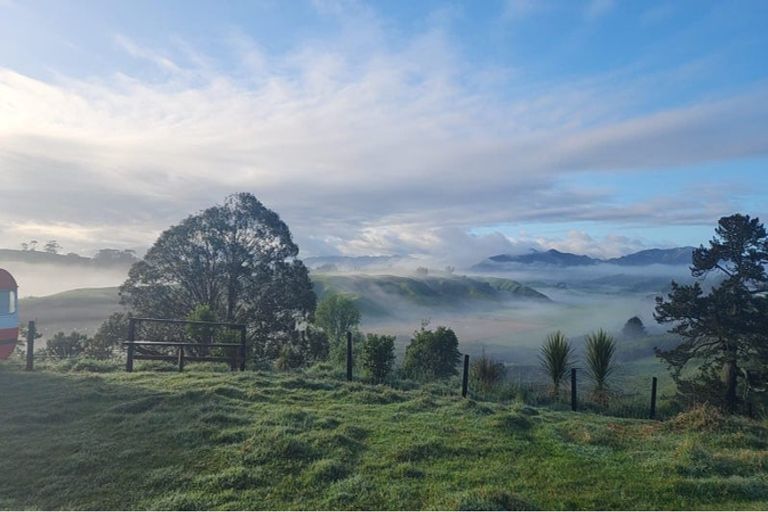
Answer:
[[312, 274, 550, 317], [474, 247, 696, 270], [0, 363, 766, 510], [20, 287, 125, 338]]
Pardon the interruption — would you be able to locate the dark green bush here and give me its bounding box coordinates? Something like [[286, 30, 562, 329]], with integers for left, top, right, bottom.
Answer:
[[402, 326, 461, 380], [45, 331, 88, 359], [360, 333, 396, 383]]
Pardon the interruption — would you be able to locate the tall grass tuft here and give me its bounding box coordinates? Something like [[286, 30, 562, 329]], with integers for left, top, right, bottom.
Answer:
[[539, 331, 574, 397], [584, 329, 617, 402], [470, 349, 507, 393]]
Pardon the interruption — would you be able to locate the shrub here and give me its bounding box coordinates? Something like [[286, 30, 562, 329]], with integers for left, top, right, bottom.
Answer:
[[584, 329, 617, 401], [304, 326, 330, 363], [83, 312, 129, 359], [314, 294, 360, 364], [186, 304, 217, 355], [470, 350, 506, 392], [360, 333, 396, 383], [402, 326, 461, 381], [275, 343, 306, 371], [45, 331, 88, 359], [539, 331, 574, 396], [275, 327, 330, 370]]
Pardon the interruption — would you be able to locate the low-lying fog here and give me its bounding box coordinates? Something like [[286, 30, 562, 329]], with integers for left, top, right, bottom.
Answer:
[[0, 262, 128, 298], [317, 262, 697, 363], [1, 259, 698, 365]]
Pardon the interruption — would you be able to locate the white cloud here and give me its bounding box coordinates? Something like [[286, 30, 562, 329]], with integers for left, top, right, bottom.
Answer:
[[0, 13, 765, 262]]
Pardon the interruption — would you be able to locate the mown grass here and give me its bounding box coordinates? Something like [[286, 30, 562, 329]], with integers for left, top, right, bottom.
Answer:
[[1, 361, 767, 510]]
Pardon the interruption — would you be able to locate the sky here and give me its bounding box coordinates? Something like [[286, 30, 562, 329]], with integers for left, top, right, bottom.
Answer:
[[0, 0, 766, 264]]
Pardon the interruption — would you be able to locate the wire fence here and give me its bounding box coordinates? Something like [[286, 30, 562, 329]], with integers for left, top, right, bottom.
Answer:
[[469, 364, 665, 420]]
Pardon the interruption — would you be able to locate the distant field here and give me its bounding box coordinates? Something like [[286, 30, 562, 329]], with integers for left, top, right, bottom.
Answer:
[[0, 363, 766, 510], [20, 287, 124, 339]]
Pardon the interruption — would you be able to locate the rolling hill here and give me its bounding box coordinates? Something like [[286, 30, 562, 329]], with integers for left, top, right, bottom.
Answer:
[[312, 274, 550, 317], [474, 247, 696, 270], [20, 287, 125, 338]]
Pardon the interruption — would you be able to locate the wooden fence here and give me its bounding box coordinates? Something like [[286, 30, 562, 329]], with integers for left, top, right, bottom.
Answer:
[[123, 317, 247, 372]]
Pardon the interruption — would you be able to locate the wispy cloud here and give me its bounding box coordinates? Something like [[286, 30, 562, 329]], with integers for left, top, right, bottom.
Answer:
[[0, 7, 765, 261]]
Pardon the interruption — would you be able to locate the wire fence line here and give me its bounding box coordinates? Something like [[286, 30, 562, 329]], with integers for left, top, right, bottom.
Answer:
[[468, 364, 664, 420]]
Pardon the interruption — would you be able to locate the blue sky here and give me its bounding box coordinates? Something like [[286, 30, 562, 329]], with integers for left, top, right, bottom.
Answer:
[[0, 0, 766, 263]]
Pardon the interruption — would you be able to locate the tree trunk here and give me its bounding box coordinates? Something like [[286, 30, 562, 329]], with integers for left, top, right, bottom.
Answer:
[[723, 357, 739, 413]]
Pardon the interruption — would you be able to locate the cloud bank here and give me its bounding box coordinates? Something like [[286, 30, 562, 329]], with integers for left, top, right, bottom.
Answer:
[[0, 6, 766, 263]]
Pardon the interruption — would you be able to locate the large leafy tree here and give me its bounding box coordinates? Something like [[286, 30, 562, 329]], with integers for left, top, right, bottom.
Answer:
[[120, 193, 316, 361], [654, 214, 768, 412]]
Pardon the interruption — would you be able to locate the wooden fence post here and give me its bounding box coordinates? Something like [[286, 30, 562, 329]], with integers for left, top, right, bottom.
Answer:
[[177, 347, 185, 372], [462, 354, 470, 398], [25, 320, 35, 371], [346, 331, 353, 382], [571, 368, 577, 411], [239, 327, 246, 371], [649, 377, 658, 420], [126, 318, 136, 373]]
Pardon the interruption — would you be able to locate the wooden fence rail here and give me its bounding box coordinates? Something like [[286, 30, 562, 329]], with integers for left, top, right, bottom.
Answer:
[[124, 317, 247, 373]]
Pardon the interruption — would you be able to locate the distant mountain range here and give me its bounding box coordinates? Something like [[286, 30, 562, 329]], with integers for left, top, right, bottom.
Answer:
[[474, 247, 696, 269]]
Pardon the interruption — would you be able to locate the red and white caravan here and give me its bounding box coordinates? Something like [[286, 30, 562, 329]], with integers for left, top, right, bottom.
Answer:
[[0, 269, 19, 360]]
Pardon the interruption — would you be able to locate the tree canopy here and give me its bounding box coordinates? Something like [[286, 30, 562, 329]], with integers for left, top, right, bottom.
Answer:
[[120, 193, 316, 361], [403, 325, 461, 380], [314, 293, 360, 363], [655, 213, 768, 412], [621, 316, 647, 339]]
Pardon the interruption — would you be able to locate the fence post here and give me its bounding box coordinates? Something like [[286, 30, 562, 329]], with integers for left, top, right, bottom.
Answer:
[[239, 326, 246, 371], [461, 354, 470, 398], [25, 320, 35, 371], [571, 368, 577, 411], [126, 318, 136, 372], [177, 347, 185, 372], [649, 376, 658, 419], [346, 331, 353, 382]]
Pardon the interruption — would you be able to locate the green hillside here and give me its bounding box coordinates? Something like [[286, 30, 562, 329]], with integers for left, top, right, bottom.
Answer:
[[312, 274, 549, 317], [0, 363, 766, 510], [20, 287, 124, 338]]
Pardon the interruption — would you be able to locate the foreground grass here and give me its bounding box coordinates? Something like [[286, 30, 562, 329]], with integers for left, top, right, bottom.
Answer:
[[1, 362, 768, 510]]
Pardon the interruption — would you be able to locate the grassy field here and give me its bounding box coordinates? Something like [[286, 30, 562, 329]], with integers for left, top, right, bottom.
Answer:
[[1, 362, 768, 510]]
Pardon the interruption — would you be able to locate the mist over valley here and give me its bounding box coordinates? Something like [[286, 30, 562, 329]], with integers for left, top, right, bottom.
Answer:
[[4, 245, 692, 367]]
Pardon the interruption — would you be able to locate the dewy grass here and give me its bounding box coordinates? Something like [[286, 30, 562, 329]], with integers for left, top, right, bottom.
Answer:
[[1, 361, 768, 510]]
